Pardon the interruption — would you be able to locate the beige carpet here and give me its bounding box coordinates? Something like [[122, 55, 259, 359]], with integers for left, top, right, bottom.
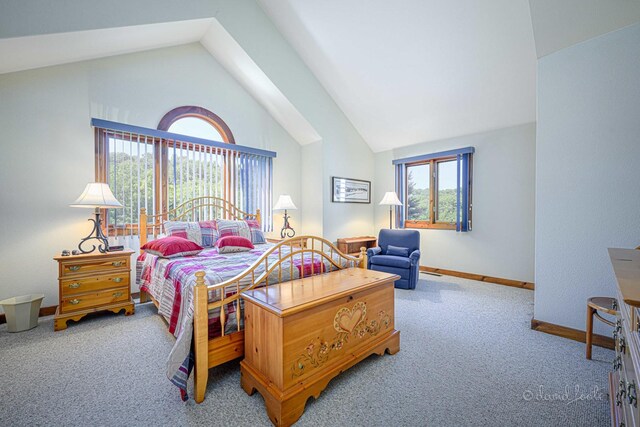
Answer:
[[0, 273, 612, 426]]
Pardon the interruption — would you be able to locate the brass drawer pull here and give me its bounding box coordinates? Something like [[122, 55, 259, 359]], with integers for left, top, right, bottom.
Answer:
[[113, 292, 124, 298], [112, 261, 124, 267], [69, 266, 81, 272], [620, 380, 627, 399], [68, 282, 81, 289], [112, 277, 123, 283], [629, 381, 637, 407], [69, 299, 81, 305], [613, 356, 622, 371]]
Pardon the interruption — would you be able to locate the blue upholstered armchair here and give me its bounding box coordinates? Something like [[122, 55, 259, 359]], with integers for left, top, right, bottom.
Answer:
[[367, 229, 421, 289]]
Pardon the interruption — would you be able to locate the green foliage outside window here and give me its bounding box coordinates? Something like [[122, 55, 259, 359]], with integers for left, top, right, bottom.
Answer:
[[108, 151, 154, 226], [407, 170, 429, 221], [406, 163, 458, 224], [107, 151, 224, 226]]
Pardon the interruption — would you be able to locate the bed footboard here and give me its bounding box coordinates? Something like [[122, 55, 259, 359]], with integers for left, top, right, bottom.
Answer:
[[191, 236, 366, 403], [193, 271, 209, 403]]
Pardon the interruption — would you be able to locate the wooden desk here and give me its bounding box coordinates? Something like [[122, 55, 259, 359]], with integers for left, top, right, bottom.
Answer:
[[240, 268, 400, 426], [608, 248, 640, 426], [337, 236, 377, 256]]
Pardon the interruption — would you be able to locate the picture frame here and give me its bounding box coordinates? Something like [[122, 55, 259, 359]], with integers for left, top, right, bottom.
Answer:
[[331, 176, 371, 204]]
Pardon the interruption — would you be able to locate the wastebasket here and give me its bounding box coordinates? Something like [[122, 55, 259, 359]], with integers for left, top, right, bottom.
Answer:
[[0, 294, 45, 332]]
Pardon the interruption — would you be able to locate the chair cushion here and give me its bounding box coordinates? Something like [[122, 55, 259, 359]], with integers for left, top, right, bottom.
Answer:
[[387, 245, 409, 257], [370, 255, 410, 269], [369, 264, 410, 279], [378, 229, 420, 255]]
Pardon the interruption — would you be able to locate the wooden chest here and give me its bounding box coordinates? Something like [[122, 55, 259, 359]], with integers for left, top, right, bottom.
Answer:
[[53, 250, 135, 331], [240, 268, 400, 426]]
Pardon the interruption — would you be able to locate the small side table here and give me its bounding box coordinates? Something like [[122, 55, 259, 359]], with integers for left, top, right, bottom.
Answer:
[[267, 237, 307, 248], [337, 236, 377, 256], [53, 250, 135, 331]]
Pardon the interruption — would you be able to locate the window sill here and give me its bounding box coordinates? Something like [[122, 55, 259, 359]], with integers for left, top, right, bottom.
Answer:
[[404, 221, 456, 230]]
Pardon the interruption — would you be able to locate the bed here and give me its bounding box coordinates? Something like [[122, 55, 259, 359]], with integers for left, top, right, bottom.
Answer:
[[136, 197, 366, 403]]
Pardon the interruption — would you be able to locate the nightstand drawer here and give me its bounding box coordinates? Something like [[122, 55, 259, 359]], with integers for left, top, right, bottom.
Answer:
[[61, 273, 130, 297], [59, 256, 130, 277], [60, 288, 129, 313]]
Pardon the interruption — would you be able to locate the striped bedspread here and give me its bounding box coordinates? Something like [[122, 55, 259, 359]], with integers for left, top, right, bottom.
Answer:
[[136, 242, 349, 399]]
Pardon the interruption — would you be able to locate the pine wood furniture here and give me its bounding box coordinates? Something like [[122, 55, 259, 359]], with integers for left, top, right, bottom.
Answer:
[[53, 250, 134, 331], [337, 236, 377, 256], [240, 268, 400, 426], [267, 237, 306, 248], [608, 248, 640, 426], [138, 197, 366, 403], [586, 297, 618, 360]]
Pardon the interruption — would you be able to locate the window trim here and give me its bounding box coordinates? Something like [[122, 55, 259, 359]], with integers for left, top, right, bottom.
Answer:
[[93, 113, 276, 237], [157, 105, 236, 144], [394, 147, 474, 232], [403, 156, 457, 230]]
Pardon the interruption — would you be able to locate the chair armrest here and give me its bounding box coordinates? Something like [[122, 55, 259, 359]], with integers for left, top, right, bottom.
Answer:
[[409, 249, 421, 265], [367, 247, 382, 257]]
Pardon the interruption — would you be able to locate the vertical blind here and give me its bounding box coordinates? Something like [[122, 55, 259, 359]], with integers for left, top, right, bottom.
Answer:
[[92, 119, 275, 238], [393, 147, 474, 232]]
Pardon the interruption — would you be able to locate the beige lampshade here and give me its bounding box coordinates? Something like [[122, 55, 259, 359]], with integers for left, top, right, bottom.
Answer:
[[379, 191, 402, 206], [70, 183, 123, 209], [273, 194, 297, 210]]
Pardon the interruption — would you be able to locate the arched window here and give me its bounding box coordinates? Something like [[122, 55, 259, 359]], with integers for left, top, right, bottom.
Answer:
[[158, 106, 235, 144], [94, 106, 274, 237]]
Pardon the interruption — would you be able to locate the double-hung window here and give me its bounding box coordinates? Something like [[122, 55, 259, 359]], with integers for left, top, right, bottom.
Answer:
[[394, 147, 473, 231], [93, 109, 275, 237]]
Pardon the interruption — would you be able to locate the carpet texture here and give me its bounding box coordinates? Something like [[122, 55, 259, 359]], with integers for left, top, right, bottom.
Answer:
[[0, 274, 612, 426]]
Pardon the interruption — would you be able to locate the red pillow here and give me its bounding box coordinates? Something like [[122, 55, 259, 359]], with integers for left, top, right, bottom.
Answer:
[[215, 236, 254, 254], [141, 236, 203, 258]]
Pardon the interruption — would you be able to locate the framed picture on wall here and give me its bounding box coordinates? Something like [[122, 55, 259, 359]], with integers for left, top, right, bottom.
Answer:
[[331, 176, 371, 204]]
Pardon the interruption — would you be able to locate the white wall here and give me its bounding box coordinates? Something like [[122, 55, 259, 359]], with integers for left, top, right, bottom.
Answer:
[[300, 141, 324, 236], [214, 2, 376, 242], [535, 22, 640, 332], [0, 43, 302, 309], [374, 123, 536, 283], [0, 0, 377, 244]]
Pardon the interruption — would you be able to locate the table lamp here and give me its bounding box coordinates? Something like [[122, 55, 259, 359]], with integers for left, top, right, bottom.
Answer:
[[70, 182, 123, 254], [379, 192, 402, 229], [273, 195, 297, 238]]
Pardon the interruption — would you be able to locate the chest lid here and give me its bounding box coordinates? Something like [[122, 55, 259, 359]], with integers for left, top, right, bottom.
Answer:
[[241, 268, 398, 317]]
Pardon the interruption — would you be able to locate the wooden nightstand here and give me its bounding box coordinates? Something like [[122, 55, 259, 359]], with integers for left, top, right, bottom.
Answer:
[[53, 250, 135, 331]]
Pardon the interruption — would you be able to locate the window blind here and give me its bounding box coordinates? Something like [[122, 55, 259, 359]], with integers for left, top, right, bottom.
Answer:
[[93, 119, 275, 237]]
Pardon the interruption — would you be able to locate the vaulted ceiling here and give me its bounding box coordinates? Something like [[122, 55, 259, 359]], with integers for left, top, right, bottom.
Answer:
[[258, 0, 538, 152], [258, 0, 640, 152], [1, 1, 639, 153]]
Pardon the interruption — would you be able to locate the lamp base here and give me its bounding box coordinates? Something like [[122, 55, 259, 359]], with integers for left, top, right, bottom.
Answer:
[[389, 206, 393, 229], [280, 210, 296, 239], [77, 208, 109, 254]]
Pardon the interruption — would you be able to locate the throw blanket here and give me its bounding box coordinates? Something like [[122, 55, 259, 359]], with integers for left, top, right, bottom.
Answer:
[[137, 243, 346, 399]]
